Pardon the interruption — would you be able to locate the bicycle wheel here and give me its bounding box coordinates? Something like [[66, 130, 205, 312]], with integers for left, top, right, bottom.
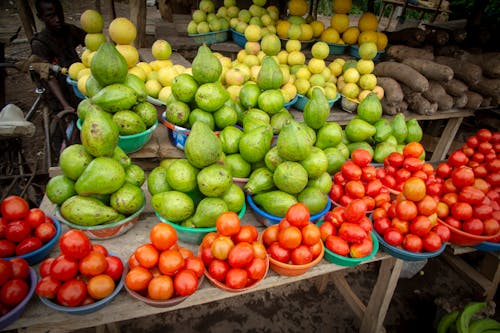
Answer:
[[49, 110, 80, 164]]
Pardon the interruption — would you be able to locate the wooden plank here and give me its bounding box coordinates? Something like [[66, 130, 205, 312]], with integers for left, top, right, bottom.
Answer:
[[331, 273, 367, 321], [14, 0, 36, 40], [441, 251, 492, 293], [360, 258, 403, 333], [130, 0, 147, 48], [430, 117, 464, 162]]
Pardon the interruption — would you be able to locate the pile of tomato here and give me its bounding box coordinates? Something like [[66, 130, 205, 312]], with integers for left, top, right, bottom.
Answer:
[[126, 223, 203, 300], [434, 128, 500, 238], [35, 230, 123, 307], [0, 258, 31, 315], [200, 212, 267, 290], [0, 196, 57, 258], [261, 204, 323, 266]]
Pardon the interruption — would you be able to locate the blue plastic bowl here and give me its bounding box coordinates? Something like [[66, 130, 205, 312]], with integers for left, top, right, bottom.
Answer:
[[247, 194, 331, 227], [374, 231, 446, 261], [230, 29, 247, 47], [188, 30, 229, 45], [293, 93, 340, 112], [66, 76, 86, 100], [76, 119, 158, 154], [327, 42, 348, 55], [284, 94, 298, 109], [155, 202, 247, 244], [473, 241, 500, 252], [0, 267, 37, 330], [38, 254, 125, 315], [4, 217, 61, 265], [348, 45, 385, 61]]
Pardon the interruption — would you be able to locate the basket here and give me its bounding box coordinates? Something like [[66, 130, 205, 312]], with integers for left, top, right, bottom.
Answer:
[[327, 42, 348, 55], [247, 194, 331, 227], [374, 231, 446, 261], [66, 76, 85, 100], [294, 93, 340, 112], [268, 241, 324, 276], [188, 30, 229, 45], [348, 45, 385, 61], [230, 29, 247, 47], [437, 219, 500, 247], [155, 202, 246, 244], [76, 119, 158, 154]]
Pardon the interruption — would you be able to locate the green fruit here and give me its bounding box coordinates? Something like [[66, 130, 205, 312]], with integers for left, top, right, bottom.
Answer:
[[59, 144, 93, 180], [315, 122, 343, 149], [298, 186, 328, 215], [147, 166, 171, 195], [468, 318, 500, 333], [81, 108, 119, 157], [188, 108, 215, 130], [45, 175, 76, 205], [245, 167, 275, 195], [457, 302, 486, 333], [165, 100, 190, 126], [195, 82, 229, 112], [85, 75, 103, 98], [257, 56, 283, 90], [172, 73, 199, 103], [270, 109, 292, 134], [437, 311, 459, 333], [166, 159, 198, 192], [257, 89, 285, 115], [347, 142, 374, 157], [197, 164, 232, 197], [239, 82, 261, 109], [219, 126, 243, 154], [113, 110, 146, 135], [307, 172, 333, 194], [90, 42, 128, 86], [133, 102, 158, 128], [253, 190, 297, 217], [74, 157, 125, 195], [124, 73, 147, 102], [344, 118, 376, 142], [185, 121, 222, 169], [110, 183, 145, 215], [192, 44, 222, 84], [60, 195, 120, 226], [273, 161, 308, 194], [91, 83, 137, 113], [214, 104, 238, 130], [225, 154, 251, 178], [324, 147, 346, 174], [357, 93, 382, 124], [405, 118, 423, 143], [124, 164, 145, 187], [264, 146, 284, 172], [192, 197, 228, 227], [373, 119, 392, 143], [277, 119, 313, 161], [239, 125, 273, 163], [300, 146, 328, 179], [221, 184, 245, 213], [152, 191, 194, 222], [391, 113, 408, 144], [373, 141, 397, 163], [304, 87, 330, 130]]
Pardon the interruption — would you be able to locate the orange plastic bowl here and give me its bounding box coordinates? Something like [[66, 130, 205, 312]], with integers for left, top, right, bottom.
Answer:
[[437, 219, 500, 247], [268, 241, 324, 277]]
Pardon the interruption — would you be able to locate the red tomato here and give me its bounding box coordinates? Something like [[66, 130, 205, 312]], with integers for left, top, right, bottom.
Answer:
[[448, 150, 469, 168], [462, 218, 484, 235], [15, 236, 42, 256], [395, 168, 412, 185], [374, 192, 391, 208], [467, 135, 479, 148], [87, 274, 115, 300], [403, 142, 425, 159], [39, 258, 54, 278], [0, 279, 29, 307], [339, 195, 353, 207], [345, 180, 365, 199], [391, 218, 410, 235], [478, 141, 493, 154], [134, 244, 159, 269], [383, 228, 403, 247], [445, 217, 462, 230], [471, 152, 485, 164], [319, 221, 335, 241], [483, 219, 500, 236], [25, 208, 46, 229], [290, 245, 313, 265], [278, 226, 302, 250], [351, 149, 372, 167], [325, 235, 349, 256], [79, 251, 108, 277], [174, 269, 198, 296], [403, 157, 424, 172], [225, 268, 248, 289], [341, 161, 362, 181], [402, 177, 426, 202], [462, 144, 474, 157], [262, 225, 279, 247], [432, 224, 451, 243], [184, 257, 204, 279], [34, 222, 57, 244], [358, 216, 373, 233], [491, 131, 500, 144], [385, 152, 404, 168], [329, 184, 344, 203], [451, 167, 475, 189], [215, 212, 241, 237], [201, 232, 217, 249], [91, 244, 108, 257], [361, 165, 377, 182], [333, 172, 346, 186], [104, 256, 123, 281], [338, 223, 367, 243], [485, 172, 500, 187], [344, 199, 367, 223], [158, 250, 185, 276], [477, 128, 492, 142], [459, 186, 485, 205], [5, 220, 31, 244], [36, 276, 61, 299], [59, 230, 91, 260], [246, 257, 267, 281], [10, 258, 29, 280], [473, 165, 488, 179], [228, 242, 254, 268], [487, 159, 500, 173], [410, 216, 432, 237], [252, 241, 267, 260], [451, 202, 473, 221], [208, 259, 229, 282], [233, 225, 259, 244], [125, 266, 152, 291], [301, 224, 321, 246], [149, 223, 177, 251], [0, 196, 29, 221], [267, 242, 290, 263], [57, 279, 87, 307], [365, 179, 383, 197], [417, 195, 438, 216], [422, 232, 442, 252], [50, 255, 79, 281], [210, 236, 234, 261], [374, 218, 391, 236], [323, 207, 345, 228], [402, 234, 423, 253], [381, 174, 397, 190], [285, 203, 310, 228], [0, 259, 12, 287], [395, 200, 418, 221], [200, 246, 215, 268]]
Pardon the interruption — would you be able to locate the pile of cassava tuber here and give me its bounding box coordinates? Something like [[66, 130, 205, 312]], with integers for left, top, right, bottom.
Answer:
[[373, 44, 500, 116]]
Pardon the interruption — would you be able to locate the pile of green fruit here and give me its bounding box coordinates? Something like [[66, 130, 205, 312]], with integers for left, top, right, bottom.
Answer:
[[149, 122, 245, 228], [437, 301, 500, 333], [187, 0, 230, 35]]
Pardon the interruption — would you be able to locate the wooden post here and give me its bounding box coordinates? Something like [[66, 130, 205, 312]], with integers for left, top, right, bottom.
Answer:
[[15, 0, 36, 40], [130, 0, 147, 48]]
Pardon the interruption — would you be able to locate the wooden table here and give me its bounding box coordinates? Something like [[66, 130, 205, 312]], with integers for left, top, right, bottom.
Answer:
[[3, 194, 403, 333]]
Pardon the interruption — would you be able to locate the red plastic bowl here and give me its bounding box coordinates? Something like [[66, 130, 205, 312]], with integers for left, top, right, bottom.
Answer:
[[437, 219, 500, 247]]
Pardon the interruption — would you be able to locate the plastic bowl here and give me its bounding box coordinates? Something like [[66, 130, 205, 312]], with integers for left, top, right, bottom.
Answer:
[[474, 241, 500, 252], [0, 267, 37, 330], [230, 29, 247, 47], [318, 222, 379, 267], [66, 76, 85, 100], [56, 201, 145, 240], [39, 254, 124, 315], [76, 119, 158, 154], [326, 42, 348, 55], [123, 265, 204, 307], [4, 217, 61, 265], [155, 202, 247, 244], [374, 231, 446, 261], [162, 113, 220, 151], [437, 219, 500, 247], [284, 94, 298, 109], [247, 194, 331, 227], [188, 30, 229, 45], [268, 241, 324, 276], [348, 45, 385, 61], [293, 93, 340, 112]]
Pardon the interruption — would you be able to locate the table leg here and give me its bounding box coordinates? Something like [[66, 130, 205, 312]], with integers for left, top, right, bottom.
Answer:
[[360, 258, 404, 333], [430, 117, 464, 162]]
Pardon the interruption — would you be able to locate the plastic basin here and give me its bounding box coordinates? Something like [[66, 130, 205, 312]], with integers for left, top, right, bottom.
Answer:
[[0, 268, 37, 330], [268, 241, 324, 276], [247, 194, 331, 227], [327, 42, 348, 55], [374, 231, 446, 261], [66, 76, 85, 100], [188, 30, 229, 45], [293, 93, 340, 112], [284, 94, 298, 109], [161, 112, 220, 151], [230, 29, 247, 47], [155, 202, 246, 244], [437, 219, 500, 247], [348, 45, 385, 61]]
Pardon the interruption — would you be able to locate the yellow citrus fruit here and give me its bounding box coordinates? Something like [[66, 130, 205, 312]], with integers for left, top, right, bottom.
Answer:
[[261, 34, 281, 56], [276, 20, 291, 38], [77, 67, 91, 80], [343, 67, 360, 83], [151, 39, 172, 60], [341, 82, 360, 99], [358, 42, 378, 60], [295, 66, 311, 80], [128, 66, 146, 81], [115, 44, 139, 68], [311, 41, 330, 60], [358, 30, 378, 45], [333, 0, 352, 14], [288, 24, 302, 40], [359, 73, 377, 90], [158, 86, 172, 102], [287, 51, 306, 66], [358, 89, 371, 102], [109, 17, 137, 45], [372, 85, 385, 100], [84, 33, 107, 51], [277, 50, 289, 64], [81, 49, 94, 67], [80, 9, 104, 33], [356, 59, 374, 74], [245, 24, 262, 42], [146, 70, 158, 81], [328, 61, 343, 77], [336, 75, 345, 91], [145, 79, 162, 98], [294, 78, 310, 95], [77, 74, 90, 96], [308, 58, 326, 74], [68, 62, 86, 80], [310, 20, 325, 38], [243, 54, 260, 68], [137, 62, 152, 74], [288, 0, 308, 16], [299, 24, 314, 41], [321, 66, 332, 82], [358, 12, 378, 32], [334, 58, 346, 67], [320, 27, 340, 43], [330, 14, 350, 34], [157, 66, 178, 86], [342, 27, 360, 45], [286, 39, 302, 52], [376, 32, 388, 51]]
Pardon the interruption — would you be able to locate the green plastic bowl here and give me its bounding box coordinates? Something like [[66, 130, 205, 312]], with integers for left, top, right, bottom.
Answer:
[[318, 221, 379, 267], [155, 202, 247, 244], [76, 119, 158, 154]]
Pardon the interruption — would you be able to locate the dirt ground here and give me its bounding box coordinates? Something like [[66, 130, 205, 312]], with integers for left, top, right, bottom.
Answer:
[[1, 1, 499, 332]]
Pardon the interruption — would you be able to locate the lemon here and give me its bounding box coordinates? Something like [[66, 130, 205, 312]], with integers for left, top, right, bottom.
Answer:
[[309, 73, 326, 87], [320, 27, 340, 43], [342, 27, 360, 45], [137, 62, 153, 74], [128, 66, 147, 81], [281, 82, 297, 101], [288, 24, 302, 40], [115, 44, 139, 68], [81, 49, 94, 67], [358, 12, 378, 32], [109, 17, 137, 45], [324, 82, 337, 99], [310, 20, 325, 38], [358, 42, 378, 60], [311, 41, 330, 60], [359, 73, 377, 90], [358, 31, 378, 45], [146, 70, 159, 81], [245, 24, 262, 42], [68, 62, 86, 80], [80, 9, 104, 33], [294, 78, 310, 95], [299, 24, 314, 41], [84, 33, 107, 52], [341, 82, 360, 99], [288, 0, 308, 16], [286, 39, 301, 52], [334, 58, 346, 67], [145, 79, 163, 98], [276, 20, 291, 38], [277, 50, 289, 64], [158, 66, 178, 86], [308, 58, 326, 74], [376, 32, 388, 51], [333, 0, 352, 14], [321, 67, 332, 82], [288, 51, 306, 66], [328, 61, 343, 77], [336, 75, 346, 91], [343, 67, 360, 83], [296, 66, 311, 80], [158, 86, 172, 102], [77, 67, 91, 80], [77, 74, 90, 96], [356, 59, 374, 74], [245, 41, 261, 55], [151, 39, 172, 60], [261, 34, 281, 56], [330, 14, 350, 33]]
